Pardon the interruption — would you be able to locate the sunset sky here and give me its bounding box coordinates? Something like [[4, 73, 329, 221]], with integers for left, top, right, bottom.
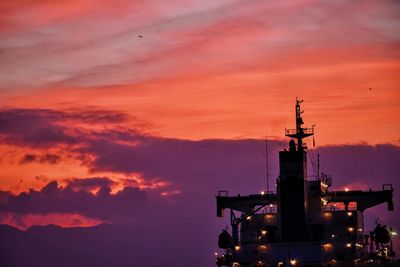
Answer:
[[0, 0, 399, 265]]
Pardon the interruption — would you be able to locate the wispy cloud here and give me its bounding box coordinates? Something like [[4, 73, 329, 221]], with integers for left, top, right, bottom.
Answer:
[[1, 0, 399, 89]]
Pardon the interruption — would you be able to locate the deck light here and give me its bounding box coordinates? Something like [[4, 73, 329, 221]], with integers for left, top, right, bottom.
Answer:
[[266, 214, 274, 219], [289, 259, 297, 266]]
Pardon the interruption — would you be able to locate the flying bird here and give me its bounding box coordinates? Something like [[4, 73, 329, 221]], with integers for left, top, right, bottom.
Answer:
[[138, 35, 143, 38]]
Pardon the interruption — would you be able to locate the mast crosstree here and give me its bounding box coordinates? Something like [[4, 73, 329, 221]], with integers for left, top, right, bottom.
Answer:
[[285, 98, 314, 151]]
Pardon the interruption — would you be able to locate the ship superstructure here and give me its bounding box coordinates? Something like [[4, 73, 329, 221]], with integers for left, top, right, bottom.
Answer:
[[216, 99, 396, 267]]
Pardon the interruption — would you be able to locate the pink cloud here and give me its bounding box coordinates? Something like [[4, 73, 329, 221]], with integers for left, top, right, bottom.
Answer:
[[0, 212, 103, 230], [1, 0, 398, 89]]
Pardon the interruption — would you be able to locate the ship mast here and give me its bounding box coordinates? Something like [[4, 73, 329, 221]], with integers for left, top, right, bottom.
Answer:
[[285, 98, 314, 151]]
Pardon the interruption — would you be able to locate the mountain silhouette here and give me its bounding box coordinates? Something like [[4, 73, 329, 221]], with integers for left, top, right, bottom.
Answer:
[[0, 223, 202, 267], [0, 224, 157, 267]]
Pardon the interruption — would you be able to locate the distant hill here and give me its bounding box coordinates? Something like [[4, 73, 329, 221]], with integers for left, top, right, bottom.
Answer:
[[0, 223, 202, 267], [0, 224, 149, 267], [0, 224, 73, 267]]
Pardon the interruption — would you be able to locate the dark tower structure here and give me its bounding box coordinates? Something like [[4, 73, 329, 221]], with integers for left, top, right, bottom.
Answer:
[[278, 99, 314, 242]]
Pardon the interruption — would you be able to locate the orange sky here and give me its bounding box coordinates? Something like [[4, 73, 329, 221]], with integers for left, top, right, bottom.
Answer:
[[2, 62, 399, 145], [1, 1, 399, 146]]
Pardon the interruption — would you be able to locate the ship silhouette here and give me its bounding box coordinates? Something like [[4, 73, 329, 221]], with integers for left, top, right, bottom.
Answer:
[[216, 99, 396, 267]]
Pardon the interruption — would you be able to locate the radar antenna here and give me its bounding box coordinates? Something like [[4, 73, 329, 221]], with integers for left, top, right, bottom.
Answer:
[[285, 98, 315, 151]]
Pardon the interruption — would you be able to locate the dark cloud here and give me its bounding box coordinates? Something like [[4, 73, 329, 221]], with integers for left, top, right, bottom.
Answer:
[[20, 153, 61, 164], [79, 137, 284, 194], [315, 144, 400, 189], [0, 109, 76, 148], [65, 177, 115, 191], [0, 108, 133, 148], [0, 180, 146, 223], [34, 175, 49, 183], [65, 109, 130, 124], [20, 154, 36, 163]]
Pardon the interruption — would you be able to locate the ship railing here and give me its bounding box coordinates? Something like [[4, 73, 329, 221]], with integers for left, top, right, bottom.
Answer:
[[322, 202, 357, 211], [382, 184, 393, 191], [285, 127, 314, 135], [217, 190, 229, 197], [257, 205, 277, 214]]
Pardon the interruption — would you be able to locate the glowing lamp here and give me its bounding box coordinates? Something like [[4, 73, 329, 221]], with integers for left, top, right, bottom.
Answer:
[[266, 214, 274, 219], [261, 230, 267, 235]]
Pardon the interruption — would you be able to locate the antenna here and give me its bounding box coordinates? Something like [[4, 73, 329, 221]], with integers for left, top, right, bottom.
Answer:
[[317, 154, 320, 180], [285, 98, 314, 151], [265, 134, 270, 193], [312, 125, 316, 148]]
